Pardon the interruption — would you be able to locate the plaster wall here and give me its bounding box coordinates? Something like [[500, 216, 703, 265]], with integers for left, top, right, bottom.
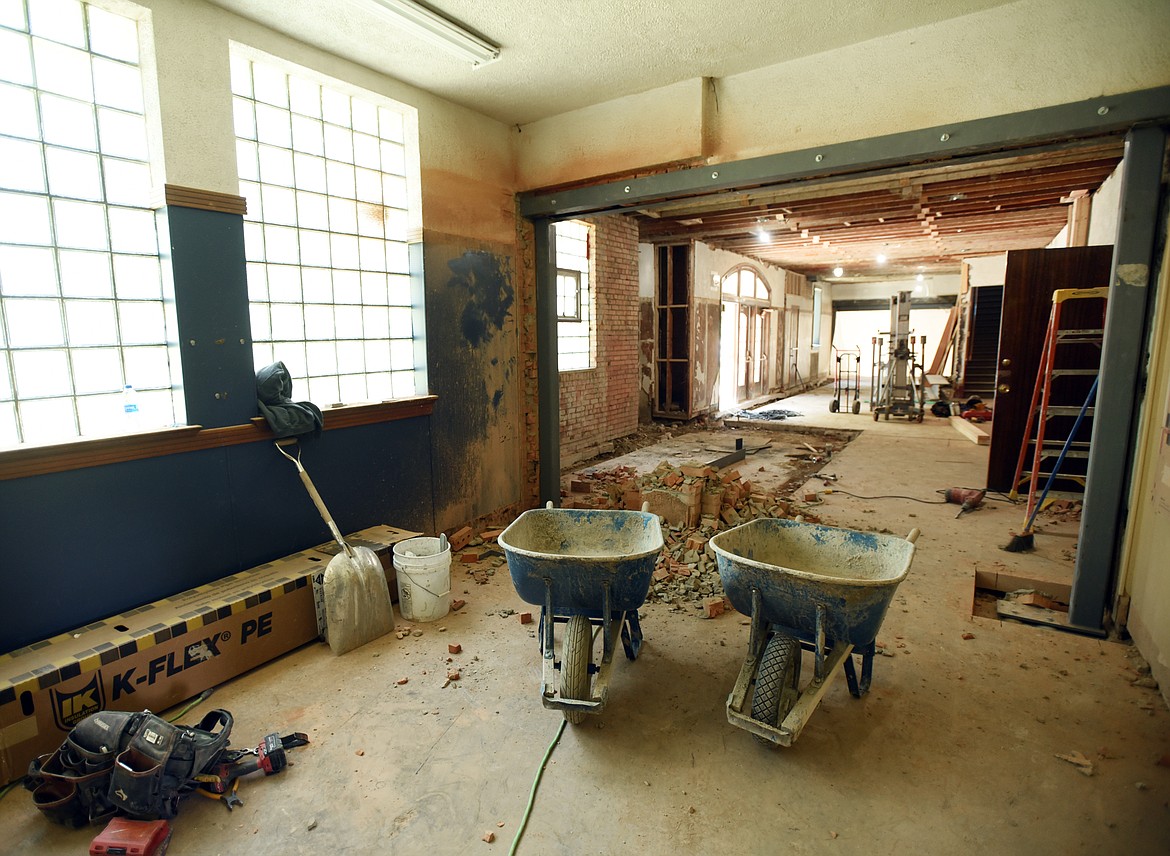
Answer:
[[966, 255, 1008, 287], [515, 78, 706, 190], [1120, 234, 1170, 706], [709, 0, 1170, 164], [513, 0, 1169, 188], [829, 275, 962, 302], [1087, 163, 1125, 247]]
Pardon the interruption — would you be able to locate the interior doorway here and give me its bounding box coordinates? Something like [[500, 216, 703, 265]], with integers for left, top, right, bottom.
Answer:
[[718, 266, 772, 410]]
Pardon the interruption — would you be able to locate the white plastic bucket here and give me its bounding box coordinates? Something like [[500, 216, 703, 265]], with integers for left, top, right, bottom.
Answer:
[[392, 536, 451, 622]]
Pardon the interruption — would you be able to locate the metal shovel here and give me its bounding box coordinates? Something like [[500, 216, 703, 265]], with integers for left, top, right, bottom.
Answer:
[[276, 439, 394, 654]]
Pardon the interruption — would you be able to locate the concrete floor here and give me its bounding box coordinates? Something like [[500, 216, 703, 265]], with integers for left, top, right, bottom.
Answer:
[[4, 385, 1168, 854]]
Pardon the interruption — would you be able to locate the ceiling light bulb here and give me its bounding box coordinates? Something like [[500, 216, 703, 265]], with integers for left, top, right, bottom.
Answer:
[[916, 274, 924, 282], [755, 226, 768, 240], [876, 254, 887, 265], [833, 266, 844, 277]]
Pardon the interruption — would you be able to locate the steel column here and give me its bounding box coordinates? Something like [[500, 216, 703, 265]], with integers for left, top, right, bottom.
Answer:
[[533, 219, 561, 505], [1069, 126, 1168, 629]]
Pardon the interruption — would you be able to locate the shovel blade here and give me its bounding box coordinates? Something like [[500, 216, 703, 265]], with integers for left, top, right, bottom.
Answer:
[[323, 545, 395, 655]]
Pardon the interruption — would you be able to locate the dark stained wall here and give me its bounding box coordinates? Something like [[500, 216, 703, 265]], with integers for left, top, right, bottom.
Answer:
[[422, 234, 523, 532]]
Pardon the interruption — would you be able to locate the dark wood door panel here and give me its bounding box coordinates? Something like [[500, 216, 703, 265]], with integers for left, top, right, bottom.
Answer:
[[986, 246, 1114, 491]]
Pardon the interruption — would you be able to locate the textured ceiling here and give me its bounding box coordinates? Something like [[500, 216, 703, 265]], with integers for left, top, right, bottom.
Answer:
[[205, 0, 1018, 126]]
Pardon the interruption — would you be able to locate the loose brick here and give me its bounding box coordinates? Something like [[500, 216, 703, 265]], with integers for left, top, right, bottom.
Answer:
[[451, 599, 466, 611], [701, 597, 725, 619], [519, 612, 533, 625], [449, 526, 474, 551], [449, 643, 462, 654]]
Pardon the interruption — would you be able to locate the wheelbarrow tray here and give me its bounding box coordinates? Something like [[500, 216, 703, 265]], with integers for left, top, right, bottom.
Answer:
[[709, 518, 915, 648], [499, 508, 663, 614], [499, 507, 663, 721], [710, 518, 919, 746]]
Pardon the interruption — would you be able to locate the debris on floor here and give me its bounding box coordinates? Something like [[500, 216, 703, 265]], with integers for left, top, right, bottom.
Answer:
[[1054, 750, 1095, 776], [554, 452, 829, 610], [727, 408, 802, 421]]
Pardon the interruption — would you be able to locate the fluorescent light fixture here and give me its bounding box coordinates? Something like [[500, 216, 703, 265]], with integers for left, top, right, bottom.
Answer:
[[354, 0, 500, 66]]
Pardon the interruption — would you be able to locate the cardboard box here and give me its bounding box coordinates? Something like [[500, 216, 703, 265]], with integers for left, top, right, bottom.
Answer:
[[0, 550, 322, 786]]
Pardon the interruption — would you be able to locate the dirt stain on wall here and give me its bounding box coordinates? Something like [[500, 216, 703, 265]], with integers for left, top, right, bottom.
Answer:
[[448, 251, 514, 348]]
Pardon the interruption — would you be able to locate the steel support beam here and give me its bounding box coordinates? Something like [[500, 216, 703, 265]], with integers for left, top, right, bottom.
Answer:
[[1069, 126, 1168, 629], [533, 219, 561, 506], [519, 86, 1170, 220]]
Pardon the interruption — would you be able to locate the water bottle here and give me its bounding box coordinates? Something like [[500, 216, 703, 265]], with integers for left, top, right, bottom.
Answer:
[[122, 384, 140, 421]]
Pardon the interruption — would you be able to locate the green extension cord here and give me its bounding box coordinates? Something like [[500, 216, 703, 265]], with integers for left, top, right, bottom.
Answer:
[[508, 718, 567, 855]]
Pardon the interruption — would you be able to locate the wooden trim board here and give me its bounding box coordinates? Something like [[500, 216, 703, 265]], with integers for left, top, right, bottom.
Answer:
[[950, 415, 990, 445], [0, 396, 436, 481]]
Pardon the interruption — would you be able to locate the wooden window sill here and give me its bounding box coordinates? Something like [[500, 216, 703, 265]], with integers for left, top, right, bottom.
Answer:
[[0, 396, 436, 481]]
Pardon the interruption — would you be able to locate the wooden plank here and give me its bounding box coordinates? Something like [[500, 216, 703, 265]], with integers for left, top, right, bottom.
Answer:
[[0, 396, 436, 481], [162, 184, 247, 215], [929, 305, 959, 375], [973, 569, 1073, 602], [950, 415, 990, 445]]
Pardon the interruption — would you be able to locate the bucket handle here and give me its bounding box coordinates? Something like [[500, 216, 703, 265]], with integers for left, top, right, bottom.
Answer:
[[398, 567, 451, 600]]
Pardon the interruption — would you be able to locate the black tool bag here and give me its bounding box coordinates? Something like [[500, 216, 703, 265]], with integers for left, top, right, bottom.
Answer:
[[25, 709, 233, 826]]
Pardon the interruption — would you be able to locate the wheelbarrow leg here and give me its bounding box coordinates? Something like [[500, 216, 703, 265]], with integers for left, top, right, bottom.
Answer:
[[621, 610, 643, 660], [842, 642, 875, 698]]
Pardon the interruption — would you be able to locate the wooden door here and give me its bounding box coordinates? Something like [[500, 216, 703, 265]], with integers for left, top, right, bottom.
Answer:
[[986, 246, 1114, 491]]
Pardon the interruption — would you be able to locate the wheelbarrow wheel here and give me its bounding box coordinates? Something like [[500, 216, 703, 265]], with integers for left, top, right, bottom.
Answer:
[[751, 633, 801, 745], [561, 615, 592, 725]]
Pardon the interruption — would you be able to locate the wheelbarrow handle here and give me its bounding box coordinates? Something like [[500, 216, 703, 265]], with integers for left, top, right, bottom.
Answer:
[[906, 527, 921, 544]]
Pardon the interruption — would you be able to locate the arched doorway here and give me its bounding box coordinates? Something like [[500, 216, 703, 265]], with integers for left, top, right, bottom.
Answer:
[[719, 265, 772, 410]]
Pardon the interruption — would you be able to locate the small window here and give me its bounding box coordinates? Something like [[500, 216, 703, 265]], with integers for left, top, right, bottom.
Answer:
[[555, 220, 592, 371], [556, 269, 581, 321]]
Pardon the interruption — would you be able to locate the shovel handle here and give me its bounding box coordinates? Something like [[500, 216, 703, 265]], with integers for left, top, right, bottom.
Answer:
[[296, 470, 352, 555], [276, 441, 353, 558]]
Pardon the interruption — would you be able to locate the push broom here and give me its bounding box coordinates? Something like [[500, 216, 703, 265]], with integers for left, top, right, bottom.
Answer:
[[1003, 376, 1098, 552]]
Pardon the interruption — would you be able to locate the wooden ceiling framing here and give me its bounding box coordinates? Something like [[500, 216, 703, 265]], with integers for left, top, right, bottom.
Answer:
[[633, 139, 1125, 280]]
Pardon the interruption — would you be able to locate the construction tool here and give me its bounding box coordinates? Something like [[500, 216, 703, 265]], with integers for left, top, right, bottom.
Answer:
[[1004, 376, 1098, 552], [944, 487, 986, 518], [276, 439, 395, 654], [90, 818, 172, 855], [870, 291, 928, 422], [195, 732, 310, 810]]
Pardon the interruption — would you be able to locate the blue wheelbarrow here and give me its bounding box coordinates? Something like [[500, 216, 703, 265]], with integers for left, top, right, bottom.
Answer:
[[709, 518, 920, 747], [499, 503, 663, 724]]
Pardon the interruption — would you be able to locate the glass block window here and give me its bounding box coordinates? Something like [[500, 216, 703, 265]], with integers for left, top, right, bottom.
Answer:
[[0, 0, 173, 447], [555, 220, 592, 371], [231, 52, 421, 406]]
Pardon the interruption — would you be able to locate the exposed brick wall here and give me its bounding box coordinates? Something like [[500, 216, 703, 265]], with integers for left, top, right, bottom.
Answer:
[[515, 212, 540, 509], [559, 215, 640, 461]]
